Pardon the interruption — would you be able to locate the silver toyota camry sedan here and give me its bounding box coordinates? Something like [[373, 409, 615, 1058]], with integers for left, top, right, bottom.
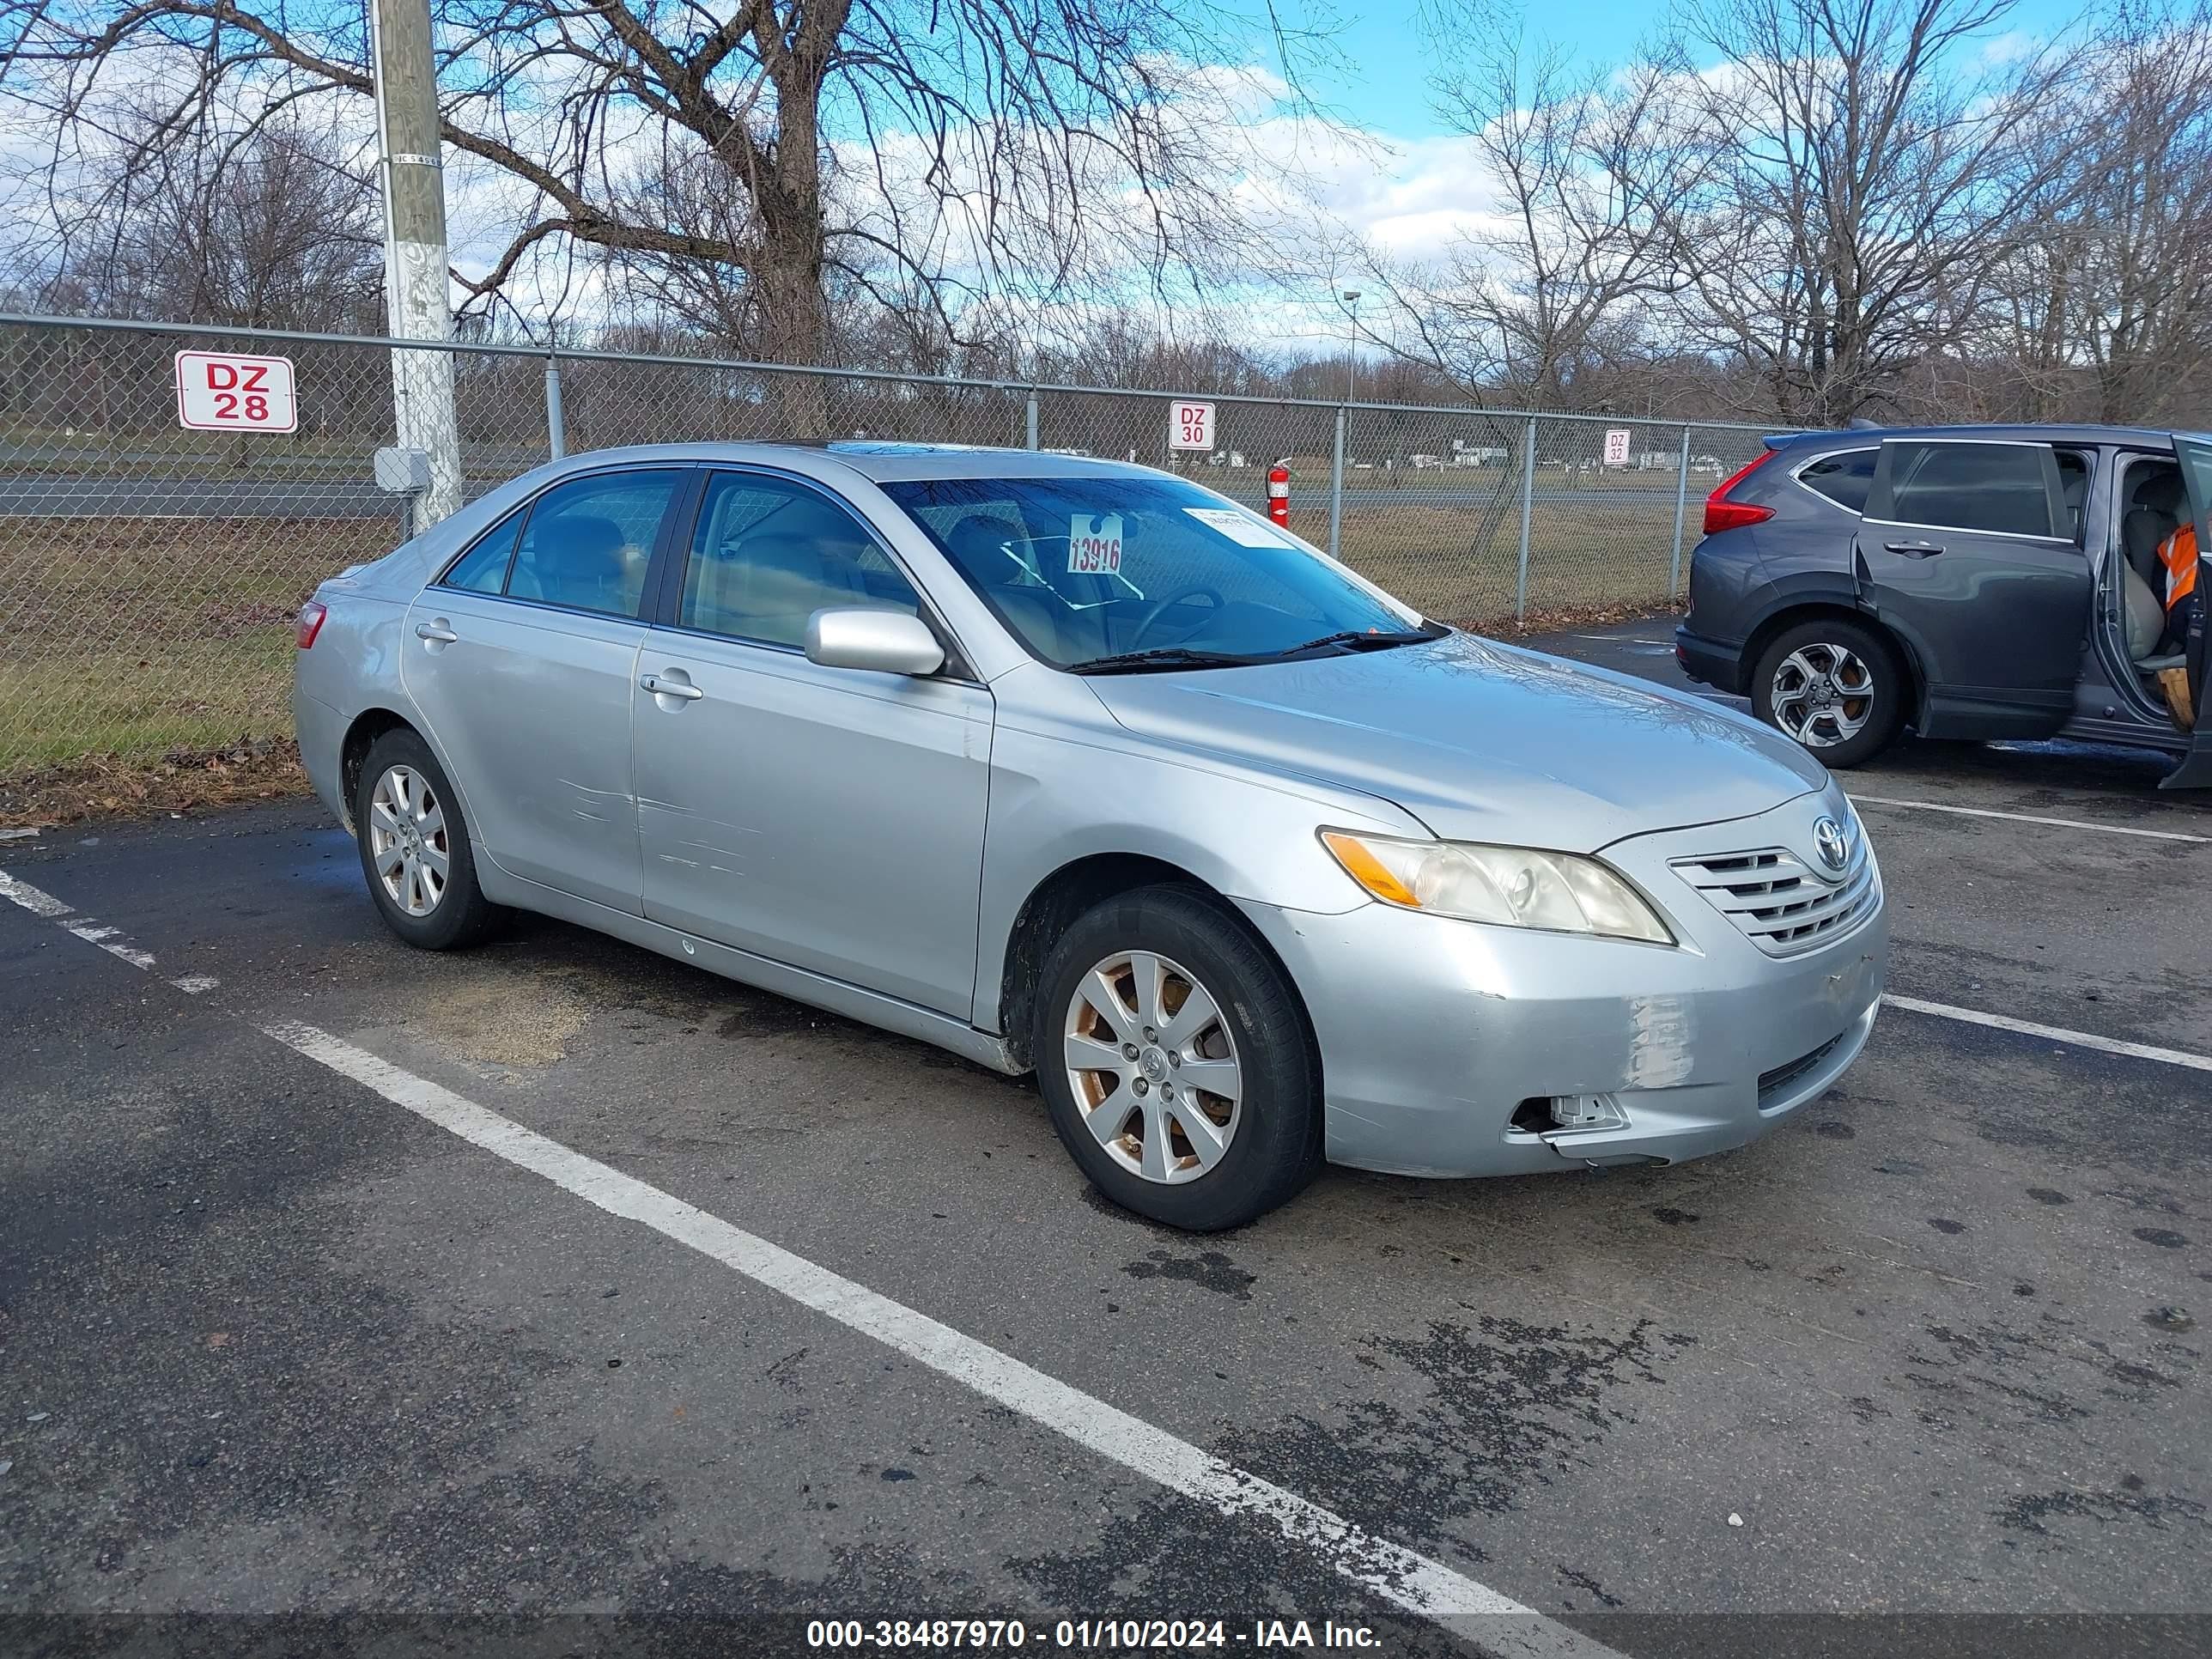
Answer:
[[294, 442, 1886, 1229]]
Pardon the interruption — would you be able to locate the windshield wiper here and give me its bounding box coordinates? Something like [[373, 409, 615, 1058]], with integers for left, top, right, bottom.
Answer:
[[1069, 646, 1260, 675], [1267, 624, 1447, 659]]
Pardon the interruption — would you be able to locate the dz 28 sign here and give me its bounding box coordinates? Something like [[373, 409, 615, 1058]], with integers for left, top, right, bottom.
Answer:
[[175, 350, 298, 433]]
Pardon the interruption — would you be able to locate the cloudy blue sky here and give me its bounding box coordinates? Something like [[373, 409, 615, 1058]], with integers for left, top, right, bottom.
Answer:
[[1251, 0, 2079, 136]]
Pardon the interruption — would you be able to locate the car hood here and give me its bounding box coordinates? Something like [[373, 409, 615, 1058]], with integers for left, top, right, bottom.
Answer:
[[1085, 632, 1827, 854]]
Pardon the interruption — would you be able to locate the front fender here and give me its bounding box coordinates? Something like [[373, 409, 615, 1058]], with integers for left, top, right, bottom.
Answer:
[[969, 702, 1429, 1035]]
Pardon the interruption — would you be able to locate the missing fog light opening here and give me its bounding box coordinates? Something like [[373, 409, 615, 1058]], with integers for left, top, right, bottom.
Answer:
[[1509, 1094, 1630, 1134]]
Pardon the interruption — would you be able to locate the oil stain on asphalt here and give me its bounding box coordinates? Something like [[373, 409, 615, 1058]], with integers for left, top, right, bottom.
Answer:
[[1121, 1249, 1256, 1300], [1219, 1314, 1679, 1547]]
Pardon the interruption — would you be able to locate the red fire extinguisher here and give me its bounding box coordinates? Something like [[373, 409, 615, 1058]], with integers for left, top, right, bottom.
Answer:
[[1267, 461, 1291, 527]]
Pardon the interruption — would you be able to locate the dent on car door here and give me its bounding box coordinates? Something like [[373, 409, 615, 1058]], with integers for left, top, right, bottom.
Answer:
[[629, 467, 993, 1016], [1855, 439, 2092, 739], [401, 466, 689, 912]]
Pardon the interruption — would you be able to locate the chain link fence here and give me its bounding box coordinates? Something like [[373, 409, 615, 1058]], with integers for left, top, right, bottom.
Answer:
[[0, 314, 1781, 775]]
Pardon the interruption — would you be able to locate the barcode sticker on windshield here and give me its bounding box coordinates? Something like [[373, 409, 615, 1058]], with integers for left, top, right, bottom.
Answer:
[[1068, 513, 1124, 574], [1184, 506, 1291, 547]]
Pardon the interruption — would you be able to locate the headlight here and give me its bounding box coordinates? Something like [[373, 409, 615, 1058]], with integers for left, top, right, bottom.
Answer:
[[1319, 829, 1674, 944]]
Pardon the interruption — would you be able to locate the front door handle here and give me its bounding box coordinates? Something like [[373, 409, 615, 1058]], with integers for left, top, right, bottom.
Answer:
[[414, 621, 459, 642], [640, 672, 704, 701], [1883, 540, 1945, 557]]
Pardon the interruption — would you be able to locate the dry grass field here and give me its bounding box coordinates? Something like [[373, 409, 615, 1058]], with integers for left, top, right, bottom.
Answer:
[[0, 516, 395, 769]]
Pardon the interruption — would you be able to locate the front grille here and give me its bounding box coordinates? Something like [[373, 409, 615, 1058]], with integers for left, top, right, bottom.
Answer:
[[1670, 835, 1876, 957]]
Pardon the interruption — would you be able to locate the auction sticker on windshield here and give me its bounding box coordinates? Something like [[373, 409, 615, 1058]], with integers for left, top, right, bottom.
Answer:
[[1185, 506, 1292, 548], [1069, 513, 1124, 574]]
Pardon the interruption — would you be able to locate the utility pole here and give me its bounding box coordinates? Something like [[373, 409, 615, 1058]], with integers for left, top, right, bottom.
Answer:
[[371, 0, 462, 529], [1340, 289, 1362, 404]]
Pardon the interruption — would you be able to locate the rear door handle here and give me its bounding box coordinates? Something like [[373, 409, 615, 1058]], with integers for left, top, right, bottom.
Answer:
[[414, 621, 459, 642], [640, 672, 703, 701], [1883, 540, 1944, 557]]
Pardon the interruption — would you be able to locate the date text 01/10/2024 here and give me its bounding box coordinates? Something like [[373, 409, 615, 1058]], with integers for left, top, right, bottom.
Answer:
[[804, 1618, 1381, 1649]]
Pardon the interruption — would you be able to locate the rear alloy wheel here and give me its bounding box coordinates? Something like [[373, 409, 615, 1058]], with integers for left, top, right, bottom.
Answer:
[[368, 763, 449, 919], [1034, 885, 1319, 1231], [1753, 619, 1905, 769], [353, 728, 502, 950]]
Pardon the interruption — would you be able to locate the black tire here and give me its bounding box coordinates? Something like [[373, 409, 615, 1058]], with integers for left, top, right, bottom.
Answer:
[[1751, 617, 1907, 769], [1032, 884, 1321, 1231], [352, 727, 503, 950]]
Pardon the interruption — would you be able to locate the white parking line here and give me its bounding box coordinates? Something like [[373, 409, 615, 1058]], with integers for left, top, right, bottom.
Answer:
[[0, 870, 73, 917], [0, 866, 1613, 1656], [1850, 793, 2210, 844], [1881, 994, 2212, 1073], [263, 1022, 1607, 1650], [64, 921, 160, 970]]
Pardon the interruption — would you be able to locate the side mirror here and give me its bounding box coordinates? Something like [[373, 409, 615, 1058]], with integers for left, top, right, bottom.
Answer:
[[805, 607, 945, 677]]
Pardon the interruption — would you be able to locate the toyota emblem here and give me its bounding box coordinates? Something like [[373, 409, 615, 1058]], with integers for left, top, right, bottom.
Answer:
[[1812, 815, 1850, 873]]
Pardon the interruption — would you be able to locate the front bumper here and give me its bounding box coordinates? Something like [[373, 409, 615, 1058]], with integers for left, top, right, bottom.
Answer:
[[1235, 795, 1886, 1177]]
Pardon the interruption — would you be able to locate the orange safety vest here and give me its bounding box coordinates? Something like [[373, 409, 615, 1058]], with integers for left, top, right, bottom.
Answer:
[[2160, 521, 2200, 611]]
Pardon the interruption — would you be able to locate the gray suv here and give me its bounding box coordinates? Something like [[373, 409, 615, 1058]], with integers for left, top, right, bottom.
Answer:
[[1674, 424, 2212, 787]]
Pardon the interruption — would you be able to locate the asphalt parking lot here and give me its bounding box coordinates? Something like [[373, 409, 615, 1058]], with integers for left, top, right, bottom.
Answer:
[[3, 617, 2209, 1658]]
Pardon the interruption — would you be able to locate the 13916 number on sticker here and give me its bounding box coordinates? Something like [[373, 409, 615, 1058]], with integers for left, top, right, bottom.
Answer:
[[1068, 512, 1124, 574]]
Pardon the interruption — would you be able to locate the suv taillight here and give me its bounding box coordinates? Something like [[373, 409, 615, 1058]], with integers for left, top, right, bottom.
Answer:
[[295, 600, 328, 649], [1704, 452, 1779, 534]]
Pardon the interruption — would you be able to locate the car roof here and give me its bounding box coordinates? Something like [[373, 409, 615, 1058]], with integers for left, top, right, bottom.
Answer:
[[1778, 422, 2179, 452], [534, 440, 1164, 484]]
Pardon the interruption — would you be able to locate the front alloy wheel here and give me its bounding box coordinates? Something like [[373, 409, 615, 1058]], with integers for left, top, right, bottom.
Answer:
[[1034, 884, 1320, 1231], [368, 763, 450, 916], [1063, 950, 1243, 1185]]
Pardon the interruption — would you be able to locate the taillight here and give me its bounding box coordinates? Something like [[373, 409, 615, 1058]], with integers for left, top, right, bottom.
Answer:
[[295, 600, 328, 649], [1703, 452, 1779, 534]]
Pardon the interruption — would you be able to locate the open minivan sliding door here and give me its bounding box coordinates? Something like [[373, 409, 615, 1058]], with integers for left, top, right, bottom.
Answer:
[[2159, 435, 2212, 788]]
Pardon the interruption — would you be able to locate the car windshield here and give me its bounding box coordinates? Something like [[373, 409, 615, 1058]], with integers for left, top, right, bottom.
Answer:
[[879, 473, 1437, 671]]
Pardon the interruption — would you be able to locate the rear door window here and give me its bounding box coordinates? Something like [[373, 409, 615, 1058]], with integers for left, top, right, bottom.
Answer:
[[505, 470, 683, 618], [440, 507, 525, 593], [2056, 450, 2091, 542], [1797, 449, 1877, 513], [1881, 442, 2060, 538]]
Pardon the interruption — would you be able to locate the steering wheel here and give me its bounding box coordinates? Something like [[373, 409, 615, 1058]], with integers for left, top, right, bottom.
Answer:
[[1128, 584, 1226, 646]]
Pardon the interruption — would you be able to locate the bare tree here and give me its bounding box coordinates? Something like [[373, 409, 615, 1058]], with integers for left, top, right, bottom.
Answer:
[[1345, 9, 1698, 409], [1659, 0, 2084, 425], [1975, 0, 2212, 423], [1317, 8, 1697, 561], [9, 113, 380, 331], [3, 0, 1325, 422]]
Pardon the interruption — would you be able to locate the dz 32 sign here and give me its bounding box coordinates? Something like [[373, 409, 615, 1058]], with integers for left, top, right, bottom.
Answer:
[[175, 350, 298, 433]]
